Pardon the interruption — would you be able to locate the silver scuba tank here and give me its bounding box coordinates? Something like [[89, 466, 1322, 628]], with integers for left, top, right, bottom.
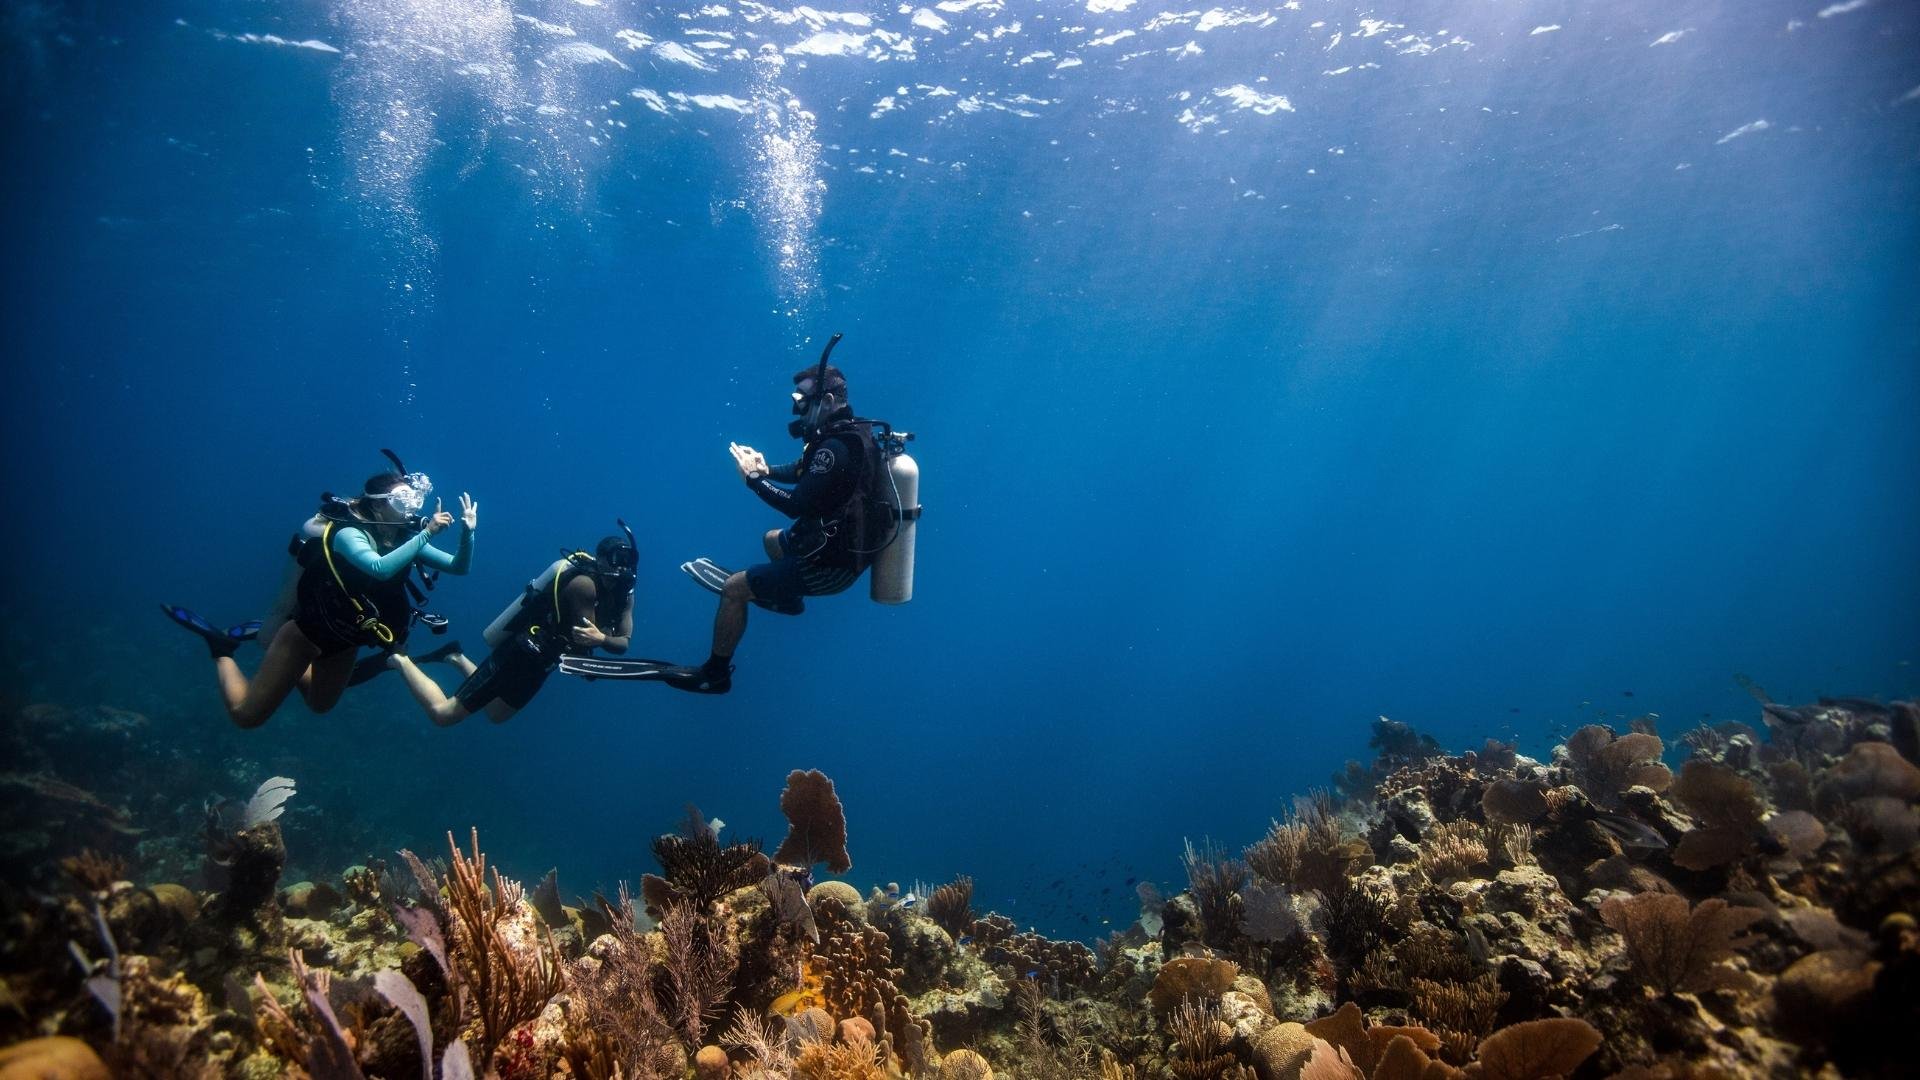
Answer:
[[483, 558, 571, 648], [869, 450, 920, 604]]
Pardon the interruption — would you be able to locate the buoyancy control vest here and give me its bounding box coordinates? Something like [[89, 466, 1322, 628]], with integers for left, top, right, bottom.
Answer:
[[792, 421, 889, 567], [291, 516, 417, 647], [482, 554, 631, 658]]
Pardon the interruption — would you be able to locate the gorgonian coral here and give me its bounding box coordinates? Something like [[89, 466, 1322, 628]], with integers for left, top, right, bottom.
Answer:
[[1563, 726, 1671, 809], [1670, 761, 1766, 871], [1599, 892, 1763, 996]]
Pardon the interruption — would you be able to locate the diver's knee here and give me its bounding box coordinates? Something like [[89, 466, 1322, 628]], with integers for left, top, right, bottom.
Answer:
[[228, 705, 269, 730], [722, 572, 754, 601], [762, 529, 784, 559]]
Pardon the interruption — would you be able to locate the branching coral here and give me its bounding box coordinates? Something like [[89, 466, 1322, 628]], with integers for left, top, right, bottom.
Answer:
[[443, 828, 563, 1067], [660, 900, 741, 1046], [560, 880, 683, 1068], [1182, 838, 1248, 947], [1316, 878, 1390, 979], [1167, 997, 1238, 1080], [59, 849, 127, 894], [1246, 793, 1364, 896], [793, 1029, 884, 1080], [925, 876, 974, 941], [1562, 726, 1671, 809], [720, 1007, 794, 1080], [1415, 821, 1489, 885], [648, 806, 771, 915], [774, 770, 851, 874], [1599, 892, 1763, 996], [1410, 973, 1505, 1065]]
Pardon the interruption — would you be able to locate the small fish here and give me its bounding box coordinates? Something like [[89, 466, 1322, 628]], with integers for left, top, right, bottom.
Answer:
[[1509, 707, 1521, 713], [1592, 812, 1668, 851], [900, 893, 918, 908], [957, 935, 973, 946], [1124, 876, 1136, 886], [1622, 691, 1635, 698]]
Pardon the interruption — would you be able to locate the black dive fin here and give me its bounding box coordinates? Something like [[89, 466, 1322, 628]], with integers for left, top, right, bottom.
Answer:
[[681, 557, 733, 595], [414, 640, 466, 666], [557, 656, 680, 681]]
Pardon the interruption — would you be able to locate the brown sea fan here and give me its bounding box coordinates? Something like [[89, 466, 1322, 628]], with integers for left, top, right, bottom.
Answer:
[[1564, 726, 1671, 809], [774, 770, 851, 874], [1670, 761, 1767, 871], [1599, 892, 1763, 995]]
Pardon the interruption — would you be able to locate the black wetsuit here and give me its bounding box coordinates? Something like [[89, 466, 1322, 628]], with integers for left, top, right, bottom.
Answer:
[[745, 428, 875, 611], [457, 569, 630, 712]]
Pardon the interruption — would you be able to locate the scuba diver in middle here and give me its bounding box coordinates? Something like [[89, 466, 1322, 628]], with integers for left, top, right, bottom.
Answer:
[[375, 524, 662, 725], [163, 464, 477, 729]]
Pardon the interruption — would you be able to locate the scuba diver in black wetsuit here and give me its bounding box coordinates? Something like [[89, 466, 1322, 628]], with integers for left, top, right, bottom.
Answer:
[[162, 460, 477, 728], [664, 335, 899, 695], [371, 524, 660, 725]]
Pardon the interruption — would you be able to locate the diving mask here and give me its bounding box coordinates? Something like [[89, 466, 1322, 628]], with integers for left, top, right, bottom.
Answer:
[[371, 472, 433, 516]]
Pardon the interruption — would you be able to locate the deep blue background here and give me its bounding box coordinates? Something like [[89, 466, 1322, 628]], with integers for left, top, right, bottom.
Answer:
[[4, 0, 1918, 937]]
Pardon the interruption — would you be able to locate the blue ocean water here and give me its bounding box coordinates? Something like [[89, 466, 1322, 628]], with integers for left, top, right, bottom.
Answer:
[[3, 0, 1916, 939]]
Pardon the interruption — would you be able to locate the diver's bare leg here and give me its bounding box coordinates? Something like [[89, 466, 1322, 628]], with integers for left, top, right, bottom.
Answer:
[[713, 572, 752, 659], [388, 655, 473, 727], [218, 621, 321, 729], [762, 529, 784, 559], [446, 654, 477, 677], [301, 651, 357, 713]]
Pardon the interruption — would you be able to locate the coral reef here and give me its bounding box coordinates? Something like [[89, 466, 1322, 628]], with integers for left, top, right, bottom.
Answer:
[[2, 692, 1916, 1079]]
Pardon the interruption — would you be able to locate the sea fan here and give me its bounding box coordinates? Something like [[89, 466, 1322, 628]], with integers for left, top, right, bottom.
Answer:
[[244, 776, 297, 829]]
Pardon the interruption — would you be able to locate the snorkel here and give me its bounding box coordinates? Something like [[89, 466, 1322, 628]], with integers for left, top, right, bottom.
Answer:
[[789, 333, 844, 440]]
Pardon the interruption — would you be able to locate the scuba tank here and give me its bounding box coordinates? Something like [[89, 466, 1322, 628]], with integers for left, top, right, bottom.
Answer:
[[483, 521, 638, 649], [868, 432, 921, 605], [483, 557, 576, 649]]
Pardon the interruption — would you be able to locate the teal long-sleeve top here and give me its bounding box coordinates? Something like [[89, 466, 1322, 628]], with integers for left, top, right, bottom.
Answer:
[[331, 524, 473, 580]]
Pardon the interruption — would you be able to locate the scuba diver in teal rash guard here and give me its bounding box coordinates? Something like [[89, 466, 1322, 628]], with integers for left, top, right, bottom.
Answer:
[[163, 468, 477, 729]]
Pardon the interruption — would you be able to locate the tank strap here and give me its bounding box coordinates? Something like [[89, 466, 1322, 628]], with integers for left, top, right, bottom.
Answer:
[[318, 521, 395, 645]]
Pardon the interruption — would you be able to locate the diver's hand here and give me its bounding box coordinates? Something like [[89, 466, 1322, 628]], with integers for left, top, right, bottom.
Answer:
[[572, 619, 606, 648], [731, 442, 769, 482], [458, 492, 478, 530], [424, 499, 454, 535]]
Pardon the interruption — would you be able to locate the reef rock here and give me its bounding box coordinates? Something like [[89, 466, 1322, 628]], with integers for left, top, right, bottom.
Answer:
[[0, 1036, 109, 1080], [1770, 949, 1879, 1044], [807, 879, 863, 913], [279, 879, 342, 919], [937, 1048, 993, 1080], [1247, 1021, 1314, 1080]]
